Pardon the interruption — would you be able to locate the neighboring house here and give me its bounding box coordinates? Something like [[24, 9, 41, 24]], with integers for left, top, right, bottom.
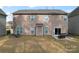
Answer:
[[6, 21, 13, 34], [13, 10, 68, 36], [68, 7, 79, 35], [0, 9, 6, 36]]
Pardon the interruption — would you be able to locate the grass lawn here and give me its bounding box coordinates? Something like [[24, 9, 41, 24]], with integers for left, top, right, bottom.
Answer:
[[0, 35, 79, 53]]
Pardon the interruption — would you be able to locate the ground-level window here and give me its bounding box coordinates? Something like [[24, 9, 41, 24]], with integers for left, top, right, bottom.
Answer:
[[30, 27, 35, 35], [55, 28, 61, 35], [16, 26, 22, 35], [44, 27, 48, 34]]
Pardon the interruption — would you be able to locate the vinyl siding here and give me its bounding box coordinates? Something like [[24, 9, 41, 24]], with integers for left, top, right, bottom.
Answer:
[[0, 15, 6, 35], [69, 15, 79, 35], [13, 15, 68, 36]]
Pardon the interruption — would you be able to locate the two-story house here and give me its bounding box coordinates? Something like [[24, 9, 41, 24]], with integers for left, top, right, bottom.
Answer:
[[13, 10, 68, 36]]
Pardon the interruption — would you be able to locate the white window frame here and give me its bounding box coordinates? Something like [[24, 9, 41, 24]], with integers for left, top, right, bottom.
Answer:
[[64, 15, 68, 21], [30, 15, 36, 21], [44, 15, 49, 22], [15, 25, 23, 35], [64, 15, 68, 26], [44, 26, 48, 35], [30, 27, 35, 35]]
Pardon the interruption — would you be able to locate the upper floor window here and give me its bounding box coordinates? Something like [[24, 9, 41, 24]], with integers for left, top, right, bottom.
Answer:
[[30, 15, 36, 21], [44, 15, 49, 21], [64, 15, 68, 21]]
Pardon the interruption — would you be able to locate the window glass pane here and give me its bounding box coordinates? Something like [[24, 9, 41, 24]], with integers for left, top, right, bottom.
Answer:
[[30, 15, 36, 21], [31, 27, 35, 35], [64, 16, 68, 21], [55, 28, 61, 35], [16, 27, 19, 34], [16, 26, 22, 34], [20, 27, 22, 33], [44, 27, 48, 34], [17, 30, 19, 34], [44, 15, 49, 21]]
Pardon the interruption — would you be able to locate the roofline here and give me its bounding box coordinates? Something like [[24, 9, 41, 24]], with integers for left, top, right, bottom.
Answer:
[[13, 9, 67, 15], [68, 14, 79, 18], [13, 13, 67, 15], [68, 7, 78, 18], [0, 14, 7, 16]]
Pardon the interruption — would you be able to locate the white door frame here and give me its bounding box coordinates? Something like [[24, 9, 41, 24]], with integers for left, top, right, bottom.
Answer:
[[36, 26, 43, 36], [52, 26, 62, 37]]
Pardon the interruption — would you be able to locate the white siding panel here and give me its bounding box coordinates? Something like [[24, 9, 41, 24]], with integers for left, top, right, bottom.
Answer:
[[0, 15, 6, 35]]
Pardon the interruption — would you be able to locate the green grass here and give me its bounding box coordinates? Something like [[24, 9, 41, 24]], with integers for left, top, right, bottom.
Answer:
[[0, 35, 79, 53]]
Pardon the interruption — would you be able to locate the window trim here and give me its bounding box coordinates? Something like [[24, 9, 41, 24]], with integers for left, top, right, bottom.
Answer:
[[30, 15, 36, 21], [15, 25, 23, 35], [64, 15, 68, 21], [44, 15, 49, 21], [44, 26, 48, 34], [30, 27, 35, 35]]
